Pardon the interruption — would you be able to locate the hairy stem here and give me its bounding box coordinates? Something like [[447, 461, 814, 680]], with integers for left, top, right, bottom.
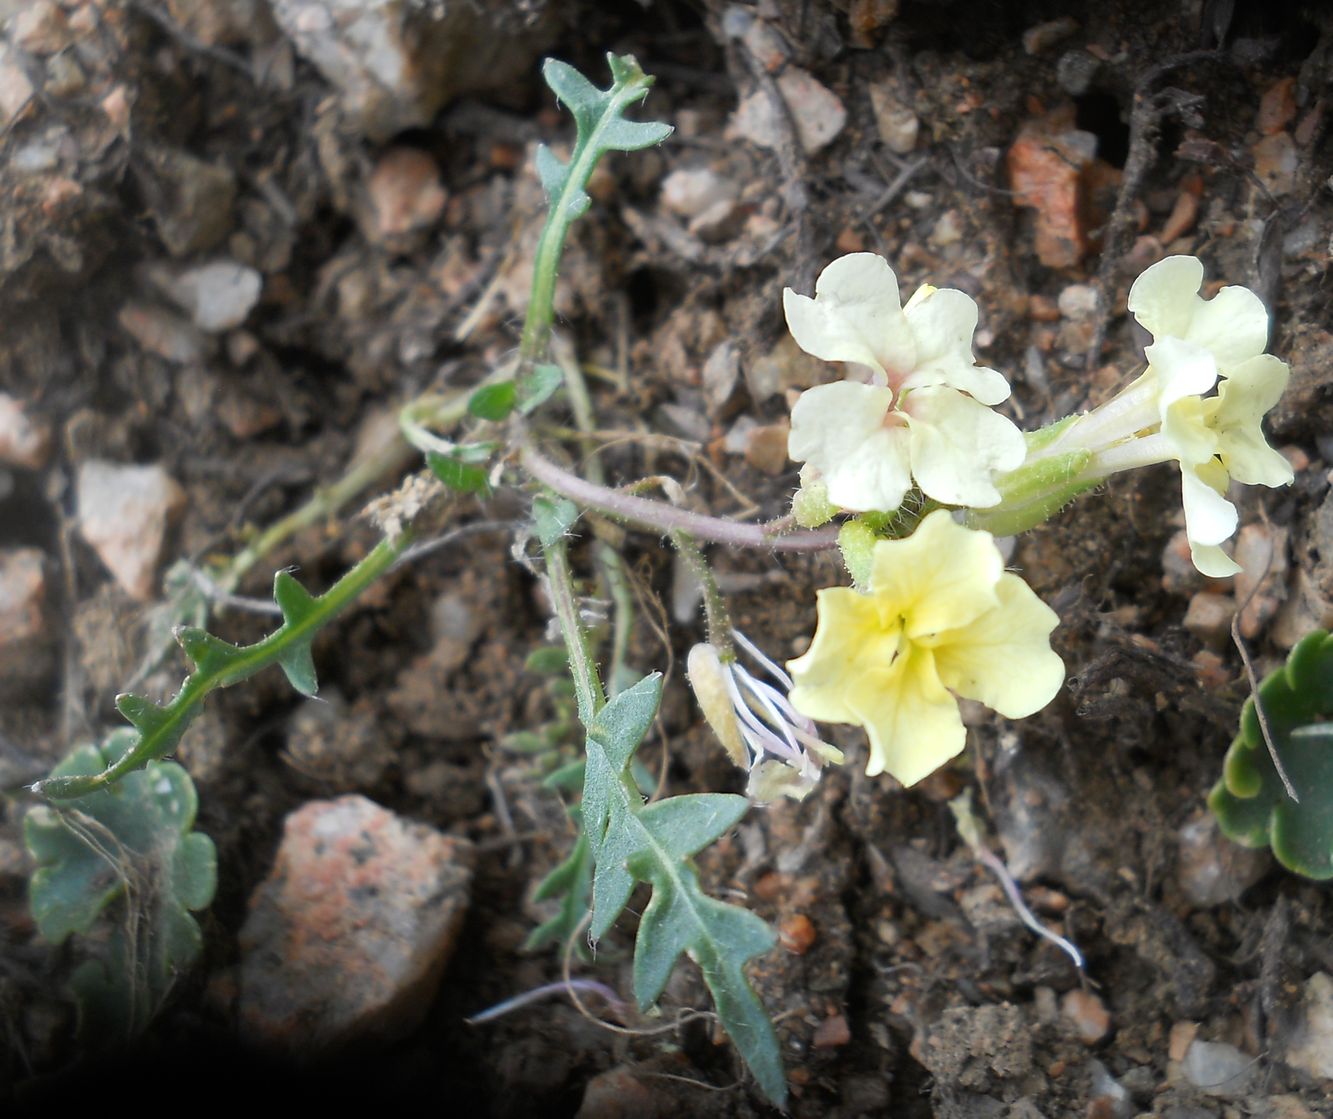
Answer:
[[545, 538, 607, 726], [521, 443, 840, 553]]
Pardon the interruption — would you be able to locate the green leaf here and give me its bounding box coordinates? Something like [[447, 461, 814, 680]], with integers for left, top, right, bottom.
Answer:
[[1210, 629, 1333, 879], [525, 645, 569, 674], [468, 381, 518, 422], [536, 54, 671, 226], [533, 495, 579, 548], [524, 831, 594, 957], [428, 451, 492, 496], [517, 363, 564, 415], [543, 758, 587, 792], [577, 671, 786, 1106], [543, 58, 605, 127], [598, 117, 673, 151], [535, 143, 567, 200], [25, 734, 217, 1041], [33, 535, 406, 801]]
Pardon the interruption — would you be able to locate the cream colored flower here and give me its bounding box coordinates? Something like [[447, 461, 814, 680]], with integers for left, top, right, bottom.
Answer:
[[1126, 256, 1293, 576], [784, 254, 1024, 512], [787, 510, 1063, 786], [1149, 335, 1293, 577]]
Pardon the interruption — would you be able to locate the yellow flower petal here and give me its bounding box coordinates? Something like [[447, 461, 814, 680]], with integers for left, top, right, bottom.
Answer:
[[844, 645, 966, 785], [868, 510, 1002, 637], [930, 573, 1064, 718]]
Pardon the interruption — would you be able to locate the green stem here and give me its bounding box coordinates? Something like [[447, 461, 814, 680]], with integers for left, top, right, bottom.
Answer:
[[518, 80, 651, 375], [544, 538, 606, 726], [37, 533, 410, 800], [669, 531, 733, 658], [551, 338, 636, 695]]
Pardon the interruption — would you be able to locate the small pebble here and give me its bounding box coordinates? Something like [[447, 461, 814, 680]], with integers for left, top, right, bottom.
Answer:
[[1281, 972, 1333, 1080], [1159, 191, 1199, 244], [1180, 1038, 1255, 1097], [1256, 77, 1298, 136], [167, 260, 263, 332], [0, 394, 53, 470], [366, 147, 447, 243], [1183, 591, 1235, 649], [730, 67, 846, 155], [660, 166, 736, 220], [1057, 283, 1099, 319], [1062, 988, 1111, 1044], [744, 421, 791, 477], [813, 1014, 851, 1048], [1175, 811, 1270, 907], [869, 83, 919, 153], [239, 796, 474, 1053], [778, 913, 817, 954], [77, 460, 186, 601], [1022, 17, 1078, 55]]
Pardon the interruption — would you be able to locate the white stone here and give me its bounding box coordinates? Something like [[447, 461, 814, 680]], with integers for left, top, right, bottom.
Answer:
[[77, 461, 186, 600], [729, 67, 846, 155], [1284, 972, 1333, 1080], [660, 167, 736, 220], [1181, 1038, 1256, 1097], [168, 261, 263, 332]]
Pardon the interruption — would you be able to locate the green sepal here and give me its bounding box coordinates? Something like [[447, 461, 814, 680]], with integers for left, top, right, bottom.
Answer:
[[1210, 629, 1333, 879], [838, 519, 877, 589], [533, 495, 579, 548], [965, 448, 1095, 537]]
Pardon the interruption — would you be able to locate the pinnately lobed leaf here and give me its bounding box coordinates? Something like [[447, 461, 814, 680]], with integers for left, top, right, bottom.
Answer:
[[1209, 629, 1333, 879], [580, 674, 787, 1106]]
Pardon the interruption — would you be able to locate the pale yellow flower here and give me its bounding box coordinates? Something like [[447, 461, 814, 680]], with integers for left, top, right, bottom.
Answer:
[[787, 510, 1064, 786]]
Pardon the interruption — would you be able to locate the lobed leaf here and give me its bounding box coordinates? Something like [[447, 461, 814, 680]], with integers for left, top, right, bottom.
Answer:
[[34, 535, 405, 800], [578, 672, 786, 1106], [1209, 629, 1333, 879], [25, 733, 217, 1040]]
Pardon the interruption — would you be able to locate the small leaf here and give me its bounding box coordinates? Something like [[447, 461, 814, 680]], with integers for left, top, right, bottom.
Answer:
[[273, 569, 318, 625], [175, 626, 243, 682], [428, 451, 492, 496], [517, 364, 564, 415], [535, 144, 567, 199], [600, 118, 673, 151], [589, 673, 662, 772], [1210, 629, 1333, 879], [115, 693, 173, 739], [573, 669, 785, 1104], [533, 495, 579, 547], [542, 758, 587, 792], [525, 645, 569, 674], [543, 58, 605, 122], [277, 641, 318, 696], [635, 794, 749, 859], [468, 381, 518, 421]]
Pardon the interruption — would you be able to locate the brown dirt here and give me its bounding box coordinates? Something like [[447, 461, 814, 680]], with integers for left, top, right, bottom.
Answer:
[[3, 0, 1333, 1115]]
